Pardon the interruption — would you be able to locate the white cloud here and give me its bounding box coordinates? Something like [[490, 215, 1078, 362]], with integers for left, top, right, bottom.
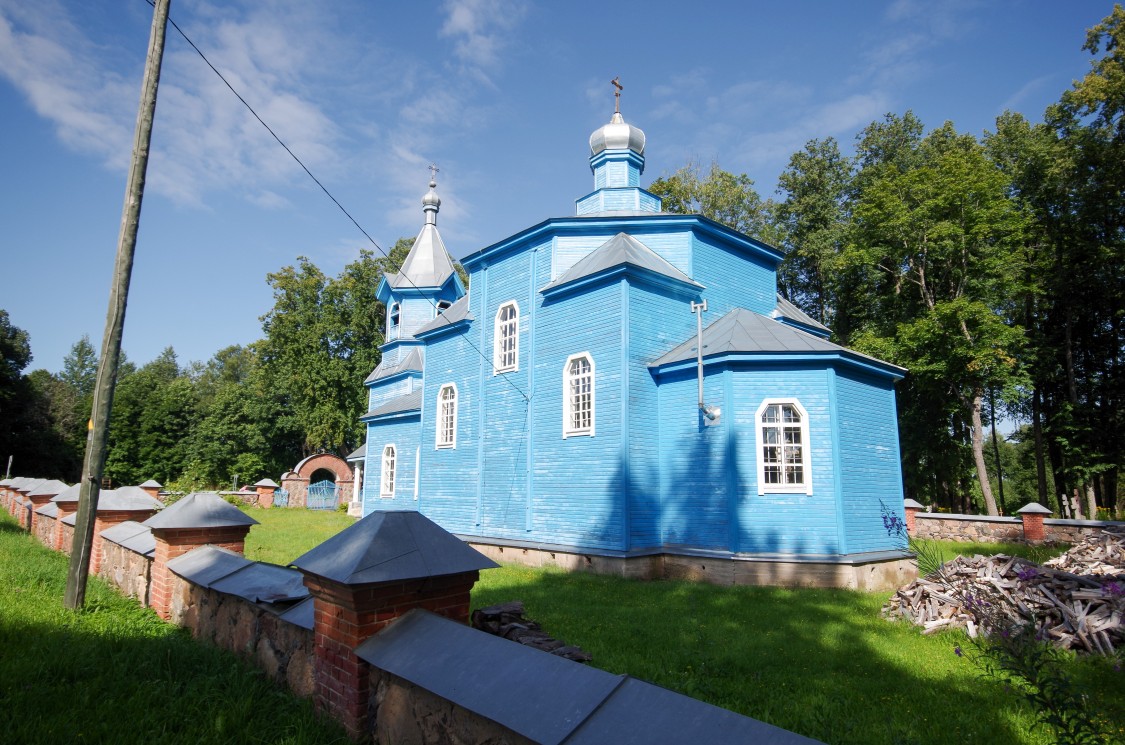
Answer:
[[440, 0, 527, 81]]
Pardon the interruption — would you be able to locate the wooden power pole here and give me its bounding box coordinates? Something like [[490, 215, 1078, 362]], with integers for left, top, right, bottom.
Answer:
[[65, 0, 171, 609]]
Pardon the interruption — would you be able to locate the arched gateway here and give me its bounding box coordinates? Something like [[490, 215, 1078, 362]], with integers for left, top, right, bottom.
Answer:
[[280, 453, 354, 509]]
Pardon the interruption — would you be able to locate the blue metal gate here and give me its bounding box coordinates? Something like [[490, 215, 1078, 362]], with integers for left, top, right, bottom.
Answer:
[[273, 488, 289, 508], [306, 479, 340, 510]]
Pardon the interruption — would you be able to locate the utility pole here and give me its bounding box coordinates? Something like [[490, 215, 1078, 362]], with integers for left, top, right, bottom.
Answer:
[[65, 0, 171, 609]]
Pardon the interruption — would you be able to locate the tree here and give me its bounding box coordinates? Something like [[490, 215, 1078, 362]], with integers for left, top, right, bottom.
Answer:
[[847, 122, 1028, 514], [775, 138, 853, 326], [649, 161, 782, 245]]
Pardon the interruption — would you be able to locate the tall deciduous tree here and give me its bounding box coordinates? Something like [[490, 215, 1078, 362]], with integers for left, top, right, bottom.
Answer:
[[649, 161, 783, 245], [848, 122, 1028, 514]]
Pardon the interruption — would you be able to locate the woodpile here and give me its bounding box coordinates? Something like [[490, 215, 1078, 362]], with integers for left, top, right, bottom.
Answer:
[[471, 601, 592, 662], [884, 529, 1125, 655]]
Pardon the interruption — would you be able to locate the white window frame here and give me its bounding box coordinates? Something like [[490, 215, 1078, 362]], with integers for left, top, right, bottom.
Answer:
[[388, 302, 401, 339], [562, 352, 595, 438], [436, 383, 458, 449], [755, 399, 812, 495], [493, 301, 519, 373], [380, 444, 396, 498]]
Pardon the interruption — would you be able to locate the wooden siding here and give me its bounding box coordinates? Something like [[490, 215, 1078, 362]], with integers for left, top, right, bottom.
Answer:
[[368, 375, 416, 410], [627, 283, 699, 549], [835, 370, 905, 553], [691, 234, 776, 317], [417, 328, 481, 534], [363, 418, 420, 514]]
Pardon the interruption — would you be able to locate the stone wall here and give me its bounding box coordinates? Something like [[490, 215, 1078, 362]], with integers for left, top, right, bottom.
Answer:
[[913, 512, 1125, 544], [167, 575, 315, 698], [97, 540, 152, 604], [33, 513, 56, 548]]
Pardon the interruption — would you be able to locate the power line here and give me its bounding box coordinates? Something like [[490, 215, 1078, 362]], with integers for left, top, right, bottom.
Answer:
[[152, 1, 529, 401]]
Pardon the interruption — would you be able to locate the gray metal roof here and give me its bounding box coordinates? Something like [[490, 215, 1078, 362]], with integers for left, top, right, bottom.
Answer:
[[387, 223, 456, 289], [16, 478, 46, 494], [357, 610, 821, 745], [139, 479, 162, 488], [27, 479, 69, 497], [51, 483, 82, 503], [346, 445, 365, 462], [142, 492, 259, 530], [278, 597, 315, 630], [167, 545, 253, 585], [0, 478, 11, 487], [255, 478, 280, 488], [365, 347, 423, 383], [650, 307, 904, 374], [97, 486, 164, 511], [541, 232, 702, 293], [211, 563, 309, 604], [61, 512, 76, 526], [772, 295, 830, 334], [99, 520, 156, 557], [414, 294, 473, 336], [291, 510, 498, 586], [361, 390, 423, 420], [35, 501, 58, 517]]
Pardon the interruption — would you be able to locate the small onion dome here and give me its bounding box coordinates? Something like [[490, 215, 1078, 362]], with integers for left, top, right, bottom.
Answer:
[[421, 179, 441, 211], [589, 111, 646, 156]]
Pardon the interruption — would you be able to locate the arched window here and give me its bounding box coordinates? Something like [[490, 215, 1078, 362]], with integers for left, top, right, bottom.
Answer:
[[563, 353, 594, 438], [388, 302, 401, 339], [436, 384, 458, 448], [494, 301, 519, 373], [755, 400, 812, 495], [380, 444, 396, 498]]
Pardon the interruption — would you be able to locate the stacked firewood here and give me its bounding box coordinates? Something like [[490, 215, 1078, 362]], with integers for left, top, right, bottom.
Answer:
[[884, 530, 1125, 655], [471, 601, 593, 662]]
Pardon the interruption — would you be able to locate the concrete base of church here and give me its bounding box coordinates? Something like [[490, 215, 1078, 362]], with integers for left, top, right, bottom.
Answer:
[[464, 539, 917, 592]]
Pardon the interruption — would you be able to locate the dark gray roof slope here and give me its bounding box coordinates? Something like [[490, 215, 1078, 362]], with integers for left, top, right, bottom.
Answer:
[[279, 597, 315, 630], [142, 492, 259, 530], [35, 501, 58, 518], [650, 307, 903, 374], [361, 390, 423, 420], [291, 510, 498, 585], [99, 521, 156, 557], [346, 445, 365, 462], [414, 295, 473, 336], [772, 295, 830, 334], [357, 610, 821, 745], [365, 347, 423, 383], [51, 484, 82, 503], [139, 479, 162, 488], [168, 546, 309, 604], [27, 479, 69, 497], [97, 486, 163, 511], [541, 232, 702, 293]]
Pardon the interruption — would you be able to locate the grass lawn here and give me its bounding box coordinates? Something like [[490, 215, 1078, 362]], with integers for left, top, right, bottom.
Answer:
[[241, 505, 356, 565], [0, 513, 347, 745]]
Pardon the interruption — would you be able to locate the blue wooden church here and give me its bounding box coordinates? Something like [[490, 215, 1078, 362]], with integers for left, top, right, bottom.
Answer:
[[360, 99, 913, 589]]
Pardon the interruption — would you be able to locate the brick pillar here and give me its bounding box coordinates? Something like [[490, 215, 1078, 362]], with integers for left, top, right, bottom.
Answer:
[[257, 484, 276, 508], [302, 571, 479, 739], [91, 508, 159, 575], [139, 481, 163, 502], [1017, 502, 1052, 544], [55, 501, 80, 552], [903, 498, 925, 536], [149, 525, 253, 619]]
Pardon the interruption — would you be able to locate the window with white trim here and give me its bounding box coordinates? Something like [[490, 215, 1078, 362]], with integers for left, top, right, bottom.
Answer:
[[493, 301, 519, 373], [388, 302, 401, 339], [380, 444, 396, 498], [755, 399, 812, 494], [436, 384, 458, 448], [563, 353, 594, 438]]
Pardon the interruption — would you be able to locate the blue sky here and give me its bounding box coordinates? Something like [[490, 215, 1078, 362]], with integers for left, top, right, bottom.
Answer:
[[0, 0, 1113, 375]]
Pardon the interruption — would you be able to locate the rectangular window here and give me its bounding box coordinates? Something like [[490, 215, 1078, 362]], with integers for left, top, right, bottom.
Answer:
[[380, 444, 396, 498], [494, 302, 519, 373]]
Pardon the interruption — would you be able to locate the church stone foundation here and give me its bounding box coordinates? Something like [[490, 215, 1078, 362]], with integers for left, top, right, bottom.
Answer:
[[466, 541, 917, 592]]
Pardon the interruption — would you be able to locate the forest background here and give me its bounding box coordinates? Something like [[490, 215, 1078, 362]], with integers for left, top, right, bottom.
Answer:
[[1, 8, 1121, 519]]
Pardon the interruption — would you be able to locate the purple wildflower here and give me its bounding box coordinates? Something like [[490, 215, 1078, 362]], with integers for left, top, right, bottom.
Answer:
[[954, 645, 963, 657], [1102, 581, 1124, 598], [1016, 566, 1040, 581]]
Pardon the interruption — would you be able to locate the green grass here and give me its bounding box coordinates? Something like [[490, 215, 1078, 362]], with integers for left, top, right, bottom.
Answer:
[[241, 505, 356, 565], [472, 563, 1125, 745], [913, 538, 1067, 567], [0, 513, 347, 745]]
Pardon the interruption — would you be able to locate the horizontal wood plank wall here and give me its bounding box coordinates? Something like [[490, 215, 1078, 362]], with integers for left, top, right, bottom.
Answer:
[[836, 370, 906, 553], [364, 417, 421, 513], [691, 233, 776, 317]]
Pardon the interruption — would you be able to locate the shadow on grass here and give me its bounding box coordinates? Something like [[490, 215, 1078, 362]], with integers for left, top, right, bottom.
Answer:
[[472, 567, 1125, 745]]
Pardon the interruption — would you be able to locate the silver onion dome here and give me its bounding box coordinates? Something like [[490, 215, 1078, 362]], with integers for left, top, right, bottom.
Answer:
[[422, 179, 441, 210], [589, 112, 646, 156]]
